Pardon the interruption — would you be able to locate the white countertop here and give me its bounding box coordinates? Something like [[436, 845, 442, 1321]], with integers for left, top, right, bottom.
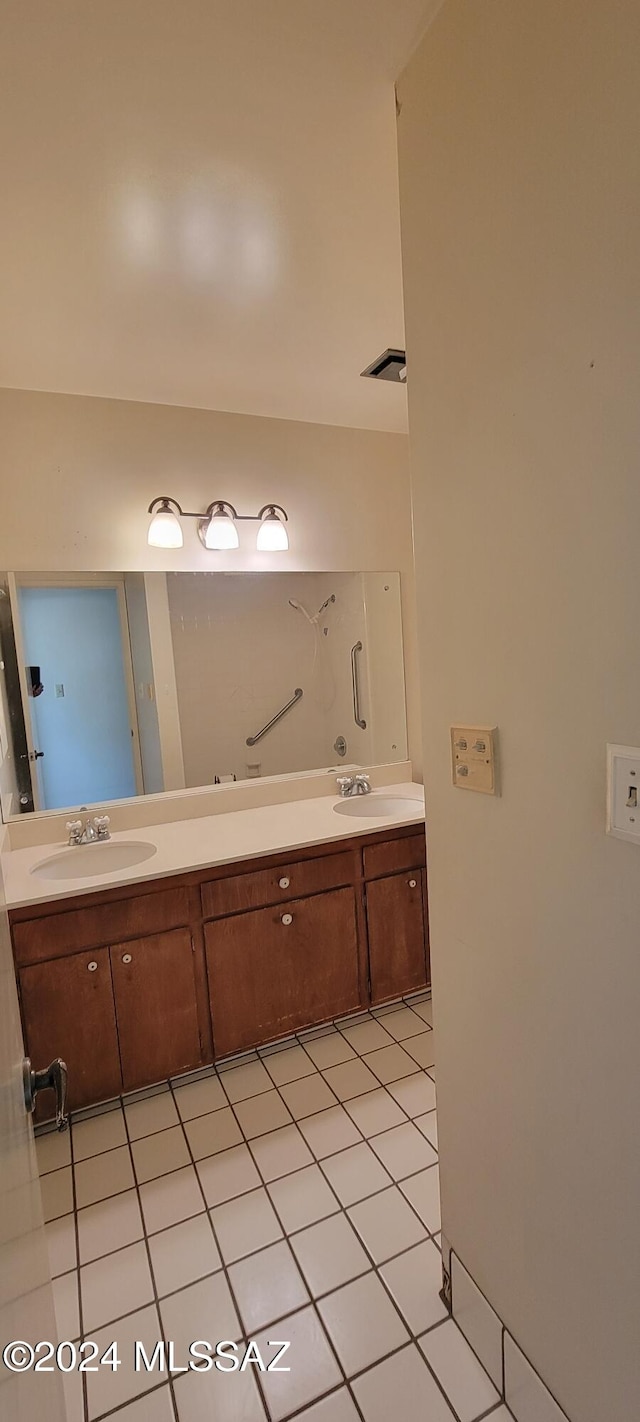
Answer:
[[2, 782, 425, 910]]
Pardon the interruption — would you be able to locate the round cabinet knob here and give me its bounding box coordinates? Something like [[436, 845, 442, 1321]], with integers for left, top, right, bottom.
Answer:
[[408, 878, 417, 889], [87, 961, 98, 972], [278, 876, 291, 889], [122, 953, 132, 964], [281, 913, 293, 926]]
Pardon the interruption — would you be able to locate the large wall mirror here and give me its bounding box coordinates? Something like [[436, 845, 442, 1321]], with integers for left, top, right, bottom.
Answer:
[[0, 571, 408, 819]]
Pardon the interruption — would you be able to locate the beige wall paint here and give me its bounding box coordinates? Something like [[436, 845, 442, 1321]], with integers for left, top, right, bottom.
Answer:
[[0, 387, 422, 777], [398, 3, 640, 1420], [0, 2, 428, 433]]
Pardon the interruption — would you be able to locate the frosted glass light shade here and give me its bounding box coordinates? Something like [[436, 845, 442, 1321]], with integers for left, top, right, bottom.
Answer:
[[204, 512, 240, 549], [148, 507, 183, 548], [256, 511, 289, 551]]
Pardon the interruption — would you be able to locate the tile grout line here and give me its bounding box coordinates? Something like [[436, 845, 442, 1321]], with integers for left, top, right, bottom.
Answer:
[[166, 1073, 279, 1422], [46, 992, 442, 1422], [212, 1078, 370, 1422], [101, 1098, 180, 1422], [186, 1011, 452, 1422], [36, 998, 433, 1146], [51, 1135, 436, 1272], [235, 1029, 439, 1251], [181, 1017, 431, 1422], [49, 1037, 438, 1250], [67, 1115, 90, 1422]]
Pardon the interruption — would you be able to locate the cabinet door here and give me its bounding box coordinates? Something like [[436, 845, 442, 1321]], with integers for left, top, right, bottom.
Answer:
[[206, 887, 361, 1058], [20, 948, 121, 1115], [110, 929, 202, 1092], [366, 871, 427, 1005]]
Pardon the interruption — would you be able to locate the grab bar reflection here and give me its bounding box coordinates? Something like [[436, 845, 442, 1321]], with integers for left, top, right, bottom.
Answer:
[[351, 642, 367, 729], [246, 688, 304, 746]]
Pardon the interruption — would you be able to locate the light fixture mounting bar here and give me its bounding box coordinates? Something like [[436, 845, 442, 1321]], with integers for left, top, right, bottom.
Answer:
[[147, 498, 288, 523]]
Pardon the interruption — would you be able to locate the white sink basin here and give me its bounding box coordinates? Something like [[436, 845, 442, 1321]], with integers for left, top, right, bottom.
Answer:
[[31, 840, 158, 881], [333, 796, 422, 820]]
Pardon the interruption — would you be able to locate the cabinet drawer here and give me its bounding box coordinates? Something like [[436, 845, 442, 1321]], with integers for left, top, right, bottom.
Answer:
[[201, 850, 355, 920], [205, 887, 361, 1057], [363, 831, 426, 881], [12, 886, 190, 966]]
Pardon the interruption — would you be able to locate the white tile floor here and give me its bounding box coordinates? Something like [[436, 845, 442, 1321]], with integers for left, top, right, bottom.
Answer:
[[37, 991, 507, 1422]]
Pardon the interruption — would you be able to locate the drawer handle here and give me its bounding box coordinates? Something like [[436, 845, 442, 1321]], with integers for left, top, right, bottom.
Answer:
[[122, 953, 132, 964], [281, 912, 293, 926], [87, 961, 98, 972], [279, 876, 291, 889], [408, 878, 417, 889]]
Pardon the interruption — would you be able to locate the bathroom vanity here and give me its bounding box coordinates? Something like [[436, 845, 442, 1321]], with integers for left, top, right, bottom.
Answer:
[[6, 798, 428, 1118], [0, 561, 425, 1118]]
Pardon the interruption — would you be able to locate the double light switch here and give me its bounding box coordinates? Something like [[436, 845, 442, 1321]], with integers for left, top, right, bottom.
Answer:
[[451, 725, 498, 795]]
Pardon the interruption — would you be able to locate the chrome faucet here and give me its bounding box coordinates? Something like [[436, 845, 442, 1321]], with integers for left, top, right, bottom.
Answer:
[[66, 813, 111, 846], [336, 773, 372, 798]]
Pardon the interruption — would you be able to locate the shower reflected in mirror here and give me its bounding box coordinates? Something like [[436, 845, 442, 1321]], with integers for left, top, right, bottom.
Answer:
[[0, 571, 408, 820]]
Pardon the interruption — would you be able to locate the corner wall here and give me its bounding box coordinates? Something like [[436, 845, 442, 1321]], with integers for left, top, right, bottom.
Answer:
[[0, 388, 422, 777], [397, 3, 640, 1419]]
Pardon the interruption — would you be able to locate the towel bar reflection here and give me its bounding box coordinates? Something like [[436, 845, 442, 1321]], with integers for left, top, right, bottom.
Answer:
[[246, 688, 304, 746]]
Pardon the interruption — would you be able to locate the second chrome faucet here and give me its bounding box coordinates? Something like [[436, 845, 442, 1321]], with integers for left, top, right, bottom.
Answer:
[[336, 773, 372, 798]]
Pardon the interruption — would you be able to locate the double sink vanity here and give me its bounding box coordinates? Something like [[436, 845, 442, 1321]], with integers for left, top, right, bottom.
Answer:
[[3, 779, 428, 1120]]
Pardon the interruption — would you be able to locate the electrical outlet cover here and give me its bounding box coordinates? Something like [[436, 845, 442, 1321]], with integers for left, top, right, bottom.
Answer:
[[450, 725, 499, 795]]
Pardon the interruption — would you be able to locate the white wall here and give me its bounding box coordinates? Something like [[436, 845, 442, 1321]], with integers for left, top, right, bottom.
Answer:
[[143, 573, 185, 791], [124, 573, 164, 794], [398, 4, 640, 1420], [362, 573, 408, 766], [0, 387, 422, 777]]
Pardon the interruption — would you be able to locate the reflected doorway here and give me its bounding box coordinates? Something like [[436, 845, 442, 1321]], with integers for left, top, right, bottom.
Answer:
[[15, 580, 143, 811]]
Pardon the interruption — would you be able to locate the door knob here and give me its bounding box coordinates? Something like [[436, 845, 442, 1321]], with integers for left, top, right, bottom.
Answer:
[[281, 913, 293, 925], [408, 878, 417, 889], [122, 953, 132, 964], [23, 1057, 69, 1132], [278, 877, 290, 889]]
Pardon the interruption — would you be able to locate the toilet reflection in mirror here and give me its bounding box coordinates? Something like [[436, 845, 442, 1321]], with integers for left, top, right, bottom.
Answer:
[[0, 571, 408, 819]]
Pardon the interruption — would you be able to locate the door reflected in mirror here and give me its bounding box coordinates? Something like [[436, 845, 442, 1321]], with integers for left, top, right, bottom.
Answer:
[[0, 571, 408, 819]]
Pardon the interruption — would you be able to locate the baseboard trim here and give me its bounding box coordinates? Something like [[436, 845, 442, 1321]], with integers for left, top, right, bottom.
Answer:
[[441, 1239, 572, 1422]]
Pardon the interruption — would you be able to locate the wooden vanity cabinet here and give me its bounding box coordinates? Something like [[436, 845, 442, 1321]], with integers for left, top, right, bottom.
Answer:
[[11, 822, 429, 1118], [20, 947, 121, 1113], [205, 886, 360, 1057], [365, 869, 429, 1005]]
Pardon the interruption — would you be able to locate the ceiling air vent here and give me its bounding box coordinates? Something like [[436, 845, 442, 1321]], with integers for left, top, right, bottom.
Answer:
[[360, 348, 407, 383]]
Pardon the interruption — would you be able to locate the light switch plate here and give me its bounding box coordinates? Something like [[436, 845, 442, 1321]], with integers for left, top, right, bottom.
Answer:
[[451, 725, 498, 795], [606, 744, 640, 842]]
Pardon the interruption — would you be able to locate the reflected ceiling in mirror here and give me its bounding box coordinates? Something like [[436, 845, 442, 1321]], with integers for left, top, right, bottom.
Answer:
[[0, 571, 408, 819]]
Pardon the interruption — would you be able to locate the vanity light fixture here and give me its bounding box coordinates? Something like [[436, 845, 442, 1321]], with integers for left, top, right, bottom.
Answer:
[[200, 501, 240, 550], [147, 497, 184, 549], [146, 497, 289, 552], [256, 504, 289, 552]]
